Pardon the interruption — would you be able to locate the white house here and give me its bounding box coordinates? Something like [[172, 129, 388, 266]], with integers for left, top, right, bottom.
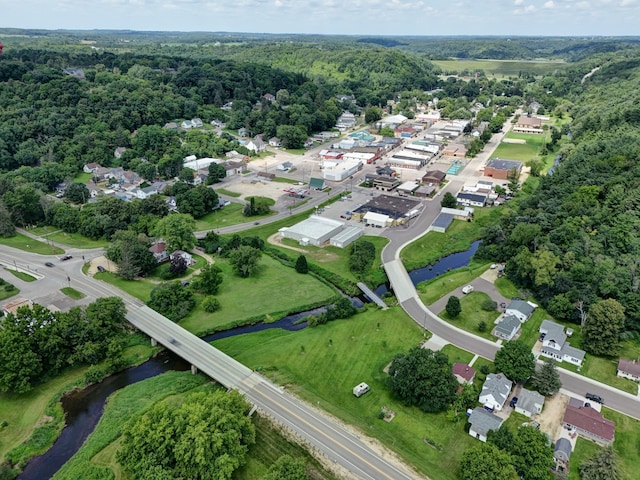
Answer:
[[149, 241, 168, 263], [515, 388, 545, 417], [456, 192, 487, 207], [268, 137, 282, 147], [246, 135, 266, 153], [494, 314, 521, 341], [170, 250, 194, 266], [505, 300, 537, 323], [479, 373, 513, 411], [617, 358, 640, 382], [539, 320, 586, 366], [468, 407, 503, 442]]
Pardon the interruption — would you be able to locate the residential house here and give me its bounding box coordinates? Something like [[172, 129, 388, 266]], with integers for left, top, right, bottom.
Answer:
[[223, 161, 244, 178], [191, 118, 203, 128], [133, 186, 158, 200], [237, 127, 248, 137], [515, 388, 545, 417], [505, 300, 536, 323], [149, 241, 169, 263], [617, 358, 640, 382], [262, 93, 276, 102], [422, 170, 446, 186], [221, 102, 233, 111], [86, 182, 102, 199], [170, 250, 194, 266], [456, 192, 487, 208], [563, 398, 615, 445], [452, 363, 476, 384], [304, 137, 315, 148], [120, 170, 141, 186], [114, 147, 127, 159], [181, 120, 194, 130], [167, 196, 177, 212], [553, 438, 572, 474], [246, 135, 266, 153], [494, 314, 521, 341], [468, 407, 504, 442], [163, 122, 179, 130], [513, 115, 544, 134], [484, 158, 523, 181], [539, 320, 586, 367], [336, 111, 357, 130], [211, 119, 224, 128], [268, 137, 282, 147], [83, 162, 102, 174], [479, 373, 513, 411]]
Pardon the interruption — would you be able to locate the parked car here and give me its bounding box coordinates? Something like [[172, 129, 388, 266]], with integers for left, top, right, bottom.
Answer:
[[510, 397, 518, 408], [490, 263, 498, 269], [44, 262, 54, 267], [585, 393, 604, 404], [462, 285, 474, 294], [97, 265, 106, 273]]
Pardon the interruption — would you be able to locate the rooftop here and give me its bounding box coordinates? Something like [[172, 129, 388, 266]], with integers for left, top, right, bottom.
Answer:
[[563, 403, 615, 441], [486, 158, 523, 171], [618, 358, 640, 377]]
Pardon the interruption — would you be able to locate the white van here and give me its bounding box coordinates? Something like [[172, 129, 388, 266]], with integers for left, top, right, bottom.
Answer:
[[462, 285, 474, 294], [353, 382, 370, 397]]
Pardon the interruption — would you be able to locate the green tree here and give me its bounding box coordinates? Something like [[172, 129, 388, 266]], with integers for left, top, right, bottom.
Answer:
[[364, 106, 382, 124], [583, 299, 625, 356], [349, 240, 376, 274], [447, 383, 478, 422], [459, 442, 518, 480], [229, 245, 262, 278], [507, 168, 520, 193], [440, 191, 457, 208], [494, 340, 535, 383], [179, 167, 196, 184], [0, 203, 15, 237], [148, 282, 195, 321], [191, 264, 223, 295], [387, 347, 457, 413], [262, 455, 307, 480], [531, 359, 561, 397], [117, 390, 255, 480], [487, 424, 514, 452], [445, 296, 461, 318], [0, 327, 42, 393], [511, 426, 554, 480], [202, 296, 221, 313], [207, 163, 227, 184], [379, 126, 395, 137], [276, 125, 307, 149], [579, 446, 621, 480], [152, 213, 196, 252], [65, 182, 89, 204], [530, 248, 559, 287], [295, 255, 309, 274]]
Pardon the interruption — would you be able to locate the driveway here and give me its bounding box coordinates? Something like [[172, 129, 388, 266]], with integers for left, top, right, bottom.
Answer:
[[427, 271, 510, 314]]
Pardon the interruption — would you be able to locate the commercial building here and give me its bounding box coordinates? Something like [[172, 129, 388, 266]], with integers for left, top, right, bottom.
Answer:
[[280, 216, 345, 247], [484, 158, 523, 180]]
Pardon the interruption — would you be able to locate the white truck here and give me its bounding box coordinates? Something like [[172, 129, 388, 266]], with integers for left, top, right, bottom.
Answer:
[[462, 285, 474, 294]]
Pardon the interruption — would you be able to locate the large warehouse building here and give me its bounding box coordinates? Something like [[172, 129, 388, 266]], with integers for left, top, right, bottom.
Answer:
[[280, 216, 345, 247]]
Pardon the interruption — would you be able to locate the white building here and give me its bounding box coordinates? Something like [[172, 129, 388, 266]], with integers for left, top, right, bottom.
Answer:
[[479, 373, 513, 411], [330, 225, 364, 248], [363, 211, 391, 228], [280, 216, 345, 247], [321, 159, 363, 182]]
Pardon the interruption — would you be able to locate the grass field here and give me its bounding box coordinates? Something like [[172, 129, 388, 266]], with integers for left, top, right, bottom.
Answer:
[[213, 307, 480, 480], [6, 269, 36, 282], [417, 259, 492, 305], [60, 287, 86, 300], [492, 132, 547, 162], [440, 344, 474, 365], [179, 254, 338, 335], [0, 285, 19, 302], [432, 59, 567, 78], [215, 188, 242, 197], [438, 291, 500, 341], [0, 233, 64, 255], [400, 206, 506, 272]]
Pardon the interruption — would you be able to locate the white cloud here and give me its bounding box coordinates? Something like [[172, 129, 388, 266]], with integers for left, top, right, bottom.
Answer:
[[543, 0, 555, 8], [514, 0, 524, 5]]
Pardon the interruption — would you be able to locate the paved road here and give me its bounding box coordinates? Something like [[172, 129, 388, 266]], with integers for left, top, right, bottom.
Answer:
[[0, 246, 419, 480]]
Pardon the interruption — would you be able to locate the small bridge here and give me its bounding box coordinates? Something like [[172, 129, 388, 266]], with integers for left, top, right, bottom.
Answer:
[[357, 282, 387, 309]]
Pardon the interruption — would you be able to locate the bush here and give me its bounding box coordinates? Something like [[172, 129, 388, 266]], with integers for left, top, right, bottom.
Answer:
[[480, 364, 491, 375], [478, 320, 487, 332], [202, 296, 221, 313], [4, 284, 15, 292], [481, 299, 497, 311]]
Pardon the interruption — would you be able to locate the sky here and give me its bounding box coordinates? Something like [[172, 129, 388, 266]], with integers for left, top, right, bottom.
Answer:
[[1, 0, 639, 36]]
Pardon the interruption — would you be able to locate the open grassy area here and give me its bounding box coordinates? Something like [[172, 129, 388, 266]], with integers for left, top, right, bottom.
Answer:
[[417, 259, 492, 305], [42, 231, 108, 249], [517, 307, 547, 348], [179, 254, 338, 335], [73, 172, 93, 183], [432, 59, 567, 78], [95, 272, 156, 303], [6, 269, 36, 282], [400, 206, 506, 272], [438, 291, 500, 341], [0, 285, 19, 302], [213, 307, 481, 480], [491, 132, 547, 162], [440, 344, 474, 365], [60, 287, 86, 300], [494, 276, 521, 298], [273, 176, 299, 184], [194, 202, 274, 231], [0, 233, 63, 255], [215, 188, 242, 197]]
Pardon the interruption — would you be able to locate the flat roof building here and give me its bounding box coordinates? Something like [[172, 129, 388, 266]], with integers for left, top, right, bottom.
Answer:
[[280, 216, 344, 247]]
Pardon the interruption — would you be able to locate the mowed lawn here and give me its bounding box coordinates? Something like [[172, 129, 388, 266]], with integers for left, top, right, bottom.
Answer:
[[179, 255, 338, 334], [213, 307, 479, 480], [492, 132, 547, 162], [0, 233, 64, 255], [432, 59, 567, 78]]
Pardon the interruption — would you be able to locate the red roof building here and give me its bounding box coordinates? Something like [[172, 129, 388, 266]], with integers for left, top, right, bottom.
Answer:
[[452, 363, 476, 384], [563, 403, 615, 445]]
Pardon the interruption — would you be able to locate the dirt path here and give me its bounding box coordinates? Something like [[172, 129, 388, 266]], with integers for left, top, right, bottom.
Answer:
[[535, 393, 568, 441]]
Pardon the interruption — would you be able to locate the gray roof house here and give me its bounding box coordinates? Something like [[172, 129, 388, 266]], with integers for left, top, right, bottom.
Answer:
[[553, 437, 572, 474], [515, 388, 545, 417], [617, 358, 640, 382], [539, 320, 585, 367], [468, 407, 504, 442], [479, 373, 513, 411], [505, 300, 536, 323], [456, 192, 487, 207], [494, 314, 521, 341]]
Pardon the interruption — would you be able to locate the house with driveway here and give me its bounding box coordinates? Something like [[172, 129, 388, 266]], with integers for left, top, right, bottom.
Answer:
[[617, 358, 640, 381], [452, 363, 476, 384], [539, 320, 585, 367], [505, 299, 536, 323], [479, 373, 513, 411], [494, 314, 521, 341], [467, 407, 504, 442], [563, 398, 615, 446], [515, 388, 545, 417]]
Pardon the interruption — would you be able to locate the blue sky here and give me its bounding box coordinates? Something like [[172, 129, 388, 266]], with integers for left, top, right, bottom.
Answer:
[[1, 0, 639, 36]]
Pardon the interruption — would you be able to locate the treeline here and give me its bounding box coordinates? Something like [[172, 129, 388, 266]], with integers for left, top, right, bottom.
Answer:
[[477, 49, 640, 334], [0, 297, 128, 393]]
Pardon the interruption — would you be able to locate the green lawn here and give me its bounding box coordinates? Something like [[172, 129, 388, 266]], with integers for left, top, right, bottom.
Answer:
[[273, 177, 300, 184], [6, 269, 36, 282], [517, 308, 547, 348], [417, 260, 492, 305], [494, 276, 521, 298], [60, 287, 86, 300], [96, 272, 156, 303], [194, 203, 274, 231], [179, 255, 338, 335], [213, 307, 479, 480], [215, 188, 242, 198], [0, 285, 19, 302], [44, 231, 108, 249], [441, 344, 474, 365], [573, 354, 638, 396], [73, 172, 93, 183], [0, 233, 64, 255], [432, 59, 567, 78], [400, 207, 507, 271], [438, 291, 501, 341]]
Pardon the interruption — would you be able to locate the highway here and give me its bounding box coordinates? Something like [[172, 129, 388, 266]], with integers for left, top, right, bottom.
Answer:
[[0, 246, 419, 480]]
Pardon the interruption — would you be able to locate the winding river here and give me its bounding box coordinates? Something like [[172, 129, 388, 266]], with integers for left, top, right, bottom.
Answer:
[[18, 242, 480, 479]]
